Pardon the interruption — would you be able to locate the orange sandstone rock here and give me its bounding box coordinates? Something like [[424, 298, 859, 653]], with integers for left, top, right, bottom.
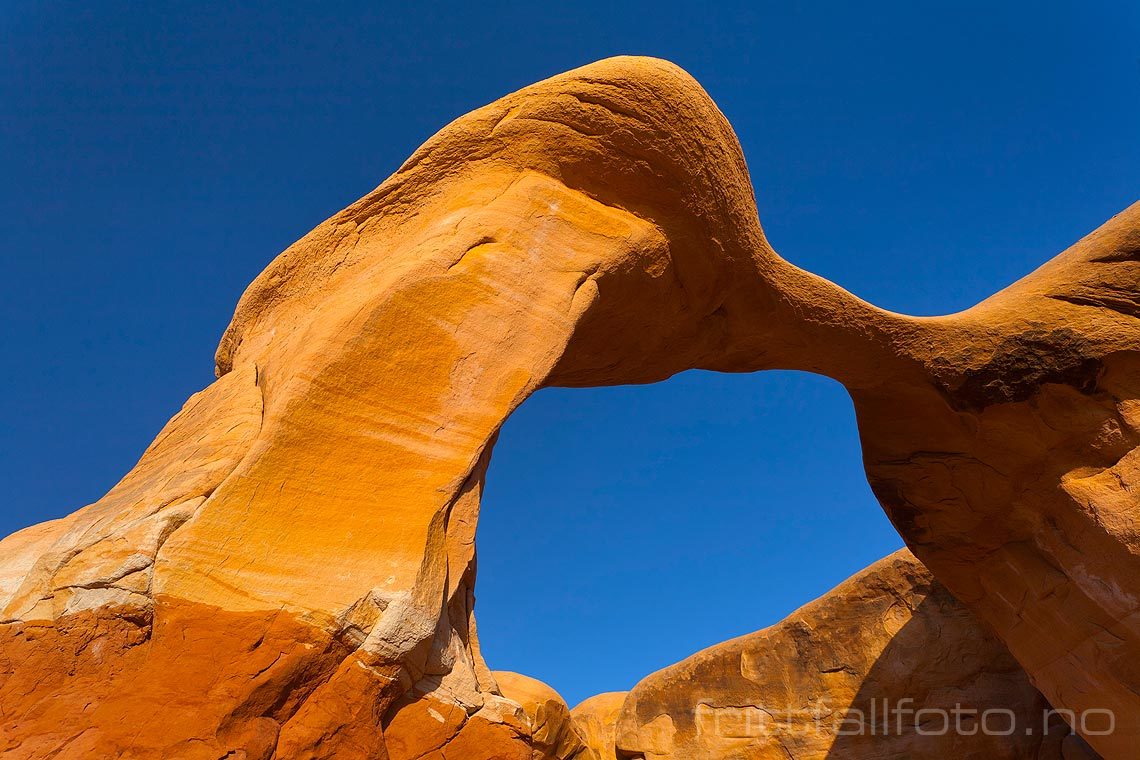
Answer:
[[1, 54, 794, 759], [0, 54, 1136, 758], [493, 671, 589, 759], [380, 671, 588, 759], [615, 550, 1072, 759], [0, 600, 352, 759], [847, 203, 1140, 758], [382, 692, 534, 760], [570, 692, 627, 760]]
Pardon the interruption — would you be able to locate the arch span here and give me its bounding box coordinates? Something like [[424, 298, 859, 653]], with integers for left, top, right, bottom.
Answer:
[[0, 56, 1137, 758]]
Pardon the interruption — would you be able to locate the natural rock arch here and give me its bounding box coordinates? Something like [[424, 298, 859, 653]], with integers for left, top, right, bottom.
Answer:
[[0, 56, 1137, 758]]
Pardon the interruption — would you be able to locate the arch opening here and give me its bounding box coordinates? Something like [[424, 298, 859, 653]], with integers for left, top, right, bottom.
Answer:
[[474, 368, 903, 708]]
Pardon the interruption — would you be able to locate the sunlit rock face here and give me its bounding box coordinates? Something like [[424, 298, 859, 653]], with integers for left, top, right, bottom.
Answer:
[[616, 549, 1079, 760], [572, 692, 628, 760], [0, 55, 1135, 759]]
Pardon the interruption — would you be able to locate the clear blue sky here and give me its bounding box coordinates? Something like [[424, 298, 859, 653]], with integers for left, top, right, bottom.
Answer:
[[2, 2, 1137, 707]]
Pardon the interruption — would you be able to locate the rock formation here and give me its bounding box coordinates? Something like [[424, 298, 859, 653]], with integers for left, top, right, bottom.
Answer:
[[382, 671, 586, 760], [616, 549, 1074, 759], [852, 203, 1140, 758], [571, 693, 627, 760], [0, 56, 1136, 758]]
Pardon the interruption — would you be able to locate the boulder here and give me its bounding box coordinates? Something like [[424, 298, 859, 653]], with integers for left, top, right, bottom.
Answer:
[[571, 692, 628, 760]]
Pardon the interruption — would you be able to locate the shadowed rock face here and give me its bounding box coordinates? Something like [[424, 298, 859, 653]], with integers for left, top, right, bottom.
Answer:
[[852, 210, 1140, 759], [0, 56, 1135, 758]]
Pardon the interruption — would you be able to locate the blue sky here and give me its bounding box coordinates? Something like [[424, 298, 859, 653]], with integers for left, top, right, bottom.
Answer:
[[2, 2, 1137, 707]]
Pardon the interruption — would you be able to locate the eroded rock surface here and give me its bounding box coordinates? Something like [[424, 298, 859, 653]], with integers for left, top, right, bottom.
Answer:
[[851, 206, 1140, 757], [381, 671, 587, 760], [493, 671, 590, 759], [571, 692, 627, 760], [0, 54, 1137, 758], [615, 549, 1076, 759]]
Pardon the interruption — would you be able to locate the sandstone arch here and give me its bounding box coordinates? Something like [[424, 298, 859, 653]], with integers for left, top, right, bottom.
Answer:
[[0, 56, 1137, 759]]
